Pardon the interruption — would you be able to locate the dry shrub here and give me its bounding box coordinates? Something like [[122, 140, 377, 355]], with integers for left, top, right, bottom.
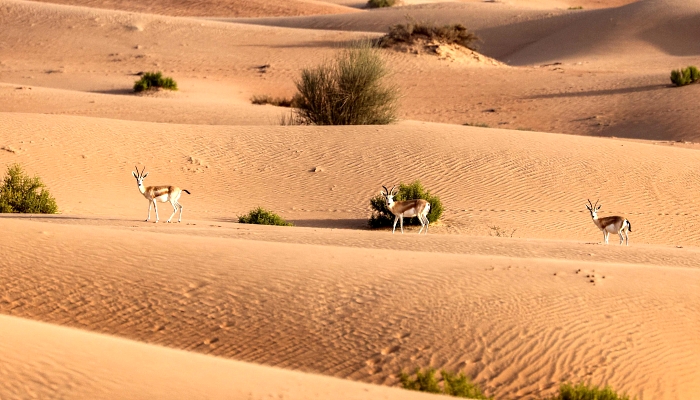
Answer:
[[378, 19, 480, 50], [293, 42, 399, 125]]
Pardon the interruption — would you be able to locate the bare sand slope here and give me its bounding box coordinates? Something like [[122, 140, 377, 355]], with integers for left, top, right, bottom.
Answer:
[[1, 217, 698, 399], [3, 112, 700, 245], [28, 0, 358, 17], [0, 314, 441, 400]]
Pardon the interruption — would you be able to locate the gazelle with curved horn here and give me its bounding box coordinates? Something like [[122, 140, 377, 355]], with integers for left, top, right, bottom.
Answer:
[[132, 166, 190, 223], [381, 185, 431, 234], [585, 199, 632, 245]]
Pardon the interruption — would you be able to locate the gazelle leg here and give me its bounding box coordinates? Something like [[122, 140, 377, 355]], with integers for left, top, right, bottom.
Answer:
[[178, 202, 184, 223], [146, 201, 152, 222], [418, 216, 425, 234], [624, 230, 629, 246], [399, 215, 404, 234], [153, 201, 159, 223], [425, 215, 429, 234], [619, 231, 624, 245], [166, 200, 178, 223], [603, 232, 608, 244], [392, 216, 399, 234]]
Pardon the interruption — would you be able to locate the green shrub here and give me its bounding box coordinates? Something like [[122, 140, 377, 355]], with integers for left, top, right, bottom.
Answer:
[[545, 382, 635, 400], [238, 207, 293, 226], [133, 71, 178, 92], [293, 42, 399, 125], [670, 65, 700, 86], [400, 368, 491, 399], [0, 163, 58, 214], [368, 0, 398, 7], [368, 180, 443, 228], [378, 19, 480, 50], [251, 95, 296, 107]]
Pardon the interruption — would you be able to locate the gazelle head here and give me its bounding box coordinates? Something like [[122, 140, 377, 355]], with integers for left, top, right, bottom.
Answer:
[[382, 185, 397, 206], [132, 166, 149, 187], [585, 199, 601, 219]]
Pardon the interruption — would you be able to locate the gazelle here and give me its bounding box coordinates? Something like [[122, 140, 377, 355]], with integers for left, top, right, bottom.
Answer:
[[132, 166, 190, 223], [585, 199, 632, 245], [381, 185, 431, 234]]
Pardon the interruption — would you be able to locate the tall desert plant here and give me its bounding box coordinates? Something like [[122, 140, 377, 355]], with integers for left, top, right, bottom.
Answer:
[[368, 180, 443, 228], [293, 42, 399, 125], [0, 163, 58, 214]]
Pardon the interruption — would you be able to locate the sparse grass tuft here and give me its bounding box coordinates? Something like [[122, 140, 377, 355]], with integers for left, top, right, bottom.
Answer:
[[367, 0, 398, 7], [0, 163, 58, 214], [568, 6, 584, 9], [670, 65, 700, 86], [400, 368, 492, 399], [464, 122, 490, 128], [294, 41, 399, 125], [378, 19, 480, 50], [238, 207, 293, 226], [545, 382, 635, 400], [133, 71, 178, 92], [251, 95, 296, 107], [368, 180, 443, 228], [488, 225, 516, 237]]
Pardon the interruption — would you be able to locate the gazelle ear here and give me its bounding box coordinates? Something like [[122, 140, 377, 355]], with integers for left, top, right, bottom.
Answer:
[[585, 204, 591, 210], [143, 172, 149, 178], [596, 205, 601, 211], [132, 171, 138, 178]]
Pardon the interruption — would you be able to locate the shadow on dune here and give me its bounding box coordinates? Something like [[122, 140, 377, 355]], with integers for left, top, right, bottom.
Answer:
[[526, 84, 668, 99], [90, 89, 135, 95]]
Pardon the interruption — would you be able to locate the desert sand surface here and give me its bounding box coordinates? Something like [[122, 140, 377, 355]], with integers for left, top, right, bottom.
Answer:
[[1, 0, 700, 398]]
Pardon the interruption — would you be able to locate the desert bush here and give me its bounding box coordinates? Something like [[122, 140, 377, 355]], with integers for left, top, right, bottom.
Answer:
[[293, 42, 399, 125], [0, 163, 58, 214], [251, 95, 296, 107], [400, 368, 492, 399], [670, 65, 700, 86], [133, 71, 178, 92], [238, 207, 293, 226], [378, 19, 480, 50], [367, 0, 398, 7], [368, 180, 443, 228], [488, 225, 516, 237], [545, 382, 635, 400]]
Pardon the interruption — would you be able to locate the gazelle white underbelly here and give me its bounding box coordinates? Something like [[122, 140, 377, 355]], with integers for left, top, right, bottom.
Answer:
[[155, 194, 169, 202], [402, 208, 418, 217]]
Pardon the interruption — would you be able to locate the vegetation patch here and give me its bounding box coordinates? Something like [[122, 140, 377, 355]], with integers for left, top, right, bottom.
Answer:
[[378, 19, 480, 50], [464, 122, 490, 128], [0, 163, 58, 214], [400, 368, 492, 399], [238, 207, 293, 226], [545, 382, 635, 400], [367, 0, 398, 7], [670, 65, 700, 86], [488, 225, 516, 237], [292, 42, 399, 125], [251, 95, 296, 108], [368, 180, 443, 228], [133, 71, 178, 92]]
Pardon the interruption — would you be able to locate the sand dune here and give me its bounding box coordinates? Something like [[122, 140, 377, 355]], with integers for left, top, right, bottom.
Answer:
[[0, 314, 441, 400], [3, 112, 700, 245], [1, 217, 698, 399], [2, 0, 700, 398]]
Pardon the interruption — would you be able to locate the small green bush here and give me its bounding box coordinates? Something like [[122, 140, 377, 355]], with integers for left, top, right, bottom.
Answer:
[[400, 368, 492, 399], [293, 42, 399, 125], [133, 71, 178, 92], [378, 20, 480, 50], [238, 207, 293, 226], [0, 163, 58, 214], [368, 180, 443, 228], [368, 0, 398, 7], [670, 65, 700, 86], [545, 382, 635, 400]]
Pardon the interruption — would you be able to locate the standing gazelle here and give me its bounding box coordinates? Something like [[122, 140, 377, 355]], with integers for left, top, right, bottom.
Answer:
[[585, 199, 632, 245], [132, 166, 190, 223], [381, 185, 431, 234]]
